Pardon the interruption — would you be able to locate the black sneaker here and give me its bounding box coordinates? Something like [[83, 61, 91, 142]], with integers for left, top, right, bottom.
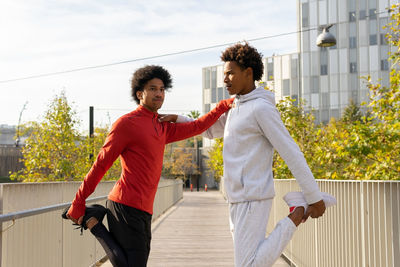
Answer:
[[62, 204, 107, 235]]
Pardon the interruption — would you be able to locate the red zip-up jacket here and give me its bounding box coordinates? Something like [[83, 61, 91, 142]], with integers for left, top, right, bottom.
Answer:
[[68, 98, 233, 219]]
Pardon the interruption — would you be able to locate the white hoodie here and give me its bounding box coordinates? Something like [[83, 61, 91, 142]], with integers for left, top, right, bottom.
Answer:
[[178, 86, 322, 204]]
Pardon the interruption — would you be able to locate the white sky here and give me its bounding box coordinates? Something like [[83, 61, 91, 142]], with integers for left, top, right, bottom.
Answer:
[[0, 0, 298, 133]]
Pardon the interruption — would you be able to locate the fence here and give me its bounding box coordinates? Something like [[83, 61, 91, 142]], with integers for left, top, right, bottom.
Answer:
[[0, 146, 23, 178], [267, 179, 400, 267], [0, 179, 183, 267]]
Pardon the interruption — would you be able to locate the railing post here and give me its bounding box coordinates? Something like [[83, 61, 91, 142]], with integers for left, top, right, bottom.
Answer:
[[360, 180, 366, 267], [314, 219, 318, 266], [0, 184, 3, 267]]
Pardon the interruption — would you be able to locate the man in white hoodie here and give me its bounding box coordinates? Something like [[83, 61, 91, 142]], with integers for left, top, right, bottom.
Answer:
[[161, 43, 326, 267]]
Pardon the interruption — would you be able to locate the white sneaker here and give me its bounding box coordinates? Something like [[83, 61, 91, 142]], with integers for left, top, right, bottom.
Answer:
[[283, 192, 337, 213]]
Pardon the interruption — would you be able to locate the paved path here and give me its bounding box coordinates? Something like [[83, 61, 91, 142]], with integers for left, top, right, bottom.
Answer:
[[102, 191, 289, 267]]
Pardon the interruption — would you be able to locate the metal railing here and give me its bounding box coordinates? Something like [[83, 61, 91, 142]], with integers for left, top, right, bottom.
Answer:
[[267, 179, 400, 267], [0, 179, 183, 267]]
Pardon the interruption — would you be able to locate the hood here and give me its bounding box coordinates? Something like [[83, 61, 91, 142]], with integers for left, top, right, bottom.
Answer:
[[235, 86, 276, 105]]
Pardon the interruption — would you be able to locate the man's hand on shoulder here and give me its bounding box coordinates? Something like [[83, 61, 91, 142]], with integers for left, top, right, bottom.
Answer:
[[218, 97, 235, 109], [158, 114, 178, 123], [303, 199, 326, 222]]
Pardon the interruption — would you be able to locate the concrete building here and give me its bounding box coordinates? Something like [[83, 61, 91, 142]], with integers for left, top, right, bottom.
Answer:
[[200, 0, 397, 186], [298, 0, 394, 123]]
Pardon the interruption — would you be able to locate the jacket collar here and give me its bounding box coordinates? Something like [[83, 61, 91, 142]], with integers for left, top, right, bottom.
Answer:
[[136, 105, 159, 118]]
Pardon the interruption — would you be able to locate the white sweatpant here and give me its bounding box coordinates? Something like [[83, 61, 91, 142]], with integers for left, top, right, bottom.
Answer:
[[229, 199, 297, 267]]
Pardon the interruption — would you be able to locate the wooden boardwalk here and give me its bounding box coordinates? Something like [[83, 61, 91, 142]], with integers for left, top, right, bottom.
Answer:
[[102, 191, 289, 267]]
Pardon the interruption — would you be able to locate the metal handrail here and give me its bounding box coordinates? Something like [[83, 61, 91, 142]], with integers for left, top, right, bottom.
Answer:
[[0, 195, 107, 223]]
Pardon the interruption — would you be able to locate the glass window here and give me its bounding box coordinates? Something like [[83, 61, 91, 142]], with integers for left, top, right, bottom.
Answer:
[[351, 90, 358, 103], [311, 76, 319, 93], [291, 78, 299, 95], [321, 65, 328, 75], [349, 11, 356, 21], [283, 79, 290, 96], [379, 17, 389, 45], [321, 109, 329, 123], [369, 9, 377, 20], [380, 45, 389, 60], [322, 93, 329, 108], [381, 60, 389, 71], [349, 0, 356, 11], [368, 0, 376, 9], [350, 74, 358, 91], [267, 62, 274, 81], [205, 69, 210, 89], [320, 49, 328, 76], [224, 86, 230, 99], [329, 25, 337, 49], [211, 67, 217, 89], [291, 58, 298, 78], [349, 22, 356, 36], [302, 3, 309, 28], [211, 87, 217, 103], [359, 10, 367, 20], [370, 34, 377, 45], [204, 104, 210, 113], [350, 62, 357, 73], [217, 87, 223, 101], [349, 37, 357, 48]]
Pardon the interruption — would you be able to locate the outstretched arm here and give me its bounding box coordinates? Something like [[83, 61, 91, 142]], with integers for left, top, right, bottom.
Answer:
[[254, 101, 325, 219], [165, 98, 233, 143], [160, 112, 227, 139]]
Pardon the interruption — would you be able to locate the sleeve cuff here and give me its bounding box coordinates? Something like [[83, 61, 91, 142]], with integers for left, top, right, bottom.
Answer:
[[68, 202, 86, 220], [304, 191, 323, 205]]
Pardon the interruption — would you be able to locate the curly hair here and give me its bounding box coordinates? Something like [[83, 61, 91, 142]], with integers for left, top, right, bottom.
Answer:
[[131, 65, 173, 104], [220, 42, 264, 81]]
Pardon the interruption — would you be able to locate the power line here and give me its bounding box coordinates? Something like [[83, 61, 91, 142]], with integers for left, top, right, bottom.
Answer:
[[0, 29, 315, 84], [0, 8, 393, 84]]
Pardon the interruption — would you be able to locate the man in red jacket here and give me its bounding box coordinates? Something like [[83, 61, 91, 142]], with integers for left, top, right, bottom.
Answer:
[[64, 65, 233, 267]]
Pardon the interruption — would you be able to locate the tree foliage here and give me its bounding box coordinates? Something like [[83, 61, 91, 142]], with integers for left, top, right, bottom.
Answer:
[[207, 138, 224, 183], [163, 141, 199, 183], [10, 92, 120, 182]]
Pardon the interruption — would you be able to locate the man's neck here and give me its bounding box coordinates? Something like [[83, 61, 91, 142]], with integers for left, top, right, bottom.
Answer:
[[140, 104, 158, 113], [238, 83, 256, 95]]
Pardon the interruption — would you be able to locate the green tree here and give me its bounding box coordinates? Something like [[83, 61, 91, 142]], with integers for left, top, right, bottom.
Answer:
[[207, 138, 224, 183], [163, 141, 199, 183], [341, 100, 363, 123], [10, 92, 81, 182], [76, 125, 121, 181], [10, 92, 121, 182]]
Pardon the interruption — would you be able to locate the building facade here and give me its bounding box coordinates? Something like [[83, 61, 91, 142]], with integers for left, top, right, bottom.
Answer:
[[202, 0, 396, 124], [200, 0, 397, 186], [298, 0, 394, 123]]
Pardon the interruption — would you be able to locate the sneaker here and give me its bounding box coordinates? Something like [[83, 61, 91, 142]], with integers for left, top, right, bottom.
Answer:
[[62, 204, 107, 234], [283, 192, 337, 213]]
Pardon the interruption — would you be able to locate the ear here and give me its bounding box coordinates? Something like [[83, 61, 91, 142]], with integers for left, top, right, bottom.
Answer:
[[245, 67, 254, 80], [136, 90, 143, 100]]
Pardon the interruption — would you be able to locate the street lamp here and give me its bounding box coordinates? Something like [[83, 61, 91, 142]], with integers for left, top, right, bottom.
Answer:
[[316, 24, 336, 47], [15, 101, 28, 147]]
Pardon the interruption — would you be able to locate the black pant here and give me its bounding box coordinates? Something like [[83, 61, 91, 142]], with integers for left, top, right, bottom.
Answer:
[[106, 200, 152, 267]]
